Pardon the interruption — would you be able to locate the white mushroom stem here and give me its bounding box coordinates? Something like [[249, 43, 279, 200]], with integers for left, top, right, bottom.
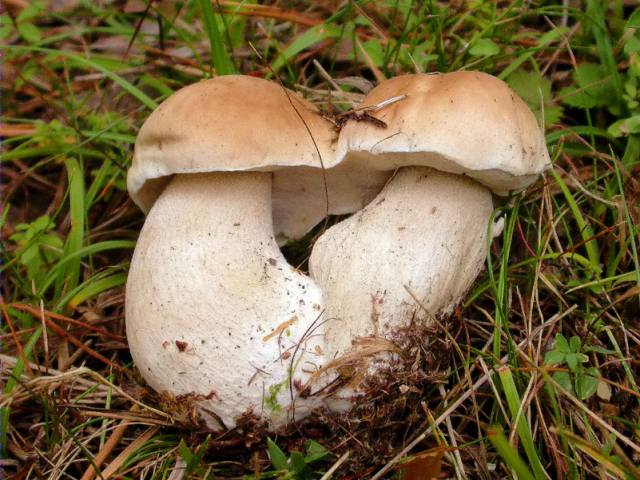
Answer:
[[309, 167, 496, 358], [126, 172, 325, 429]]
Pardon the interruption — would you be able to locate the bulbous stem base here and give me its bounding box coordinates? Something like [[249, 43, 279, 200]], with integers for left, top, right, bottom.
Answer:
[[126, 172, 325, 429]]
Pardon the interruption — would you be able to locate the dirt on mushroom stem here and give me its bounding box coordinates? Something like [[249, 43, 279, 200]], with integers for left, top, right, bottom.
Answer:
[[309, 318, 455, 474], [292, 315, 458, 476], [147, 312, 460, 475]]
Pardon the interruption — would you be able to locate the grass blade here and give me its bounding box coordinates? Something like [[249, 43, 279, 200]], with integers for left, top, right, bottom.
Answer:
[[271, 23, 342, 73], [498, 28, 566, 80], [585, 0, 624, 103], [555, 427, 639, 479], [5, 46, 158, 110], [198, 0, 235, 75], [550, 169, 601, 276], [55, 158, 85, 298], [39, 240, 136, 296], [621, 135, 640, 169], [56, 272, 127, 311], [488, 425, 537, 480], [486, 202, 519, 358], [497, 366, 546, 479]]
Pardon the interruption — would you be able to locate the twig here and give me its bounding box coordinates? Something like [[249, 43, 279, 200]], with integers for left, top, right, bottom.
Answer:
[[313, 59, 341, 92], [80, 420, 129, 480], [320, 451, 350, 480], [42, 316, 121, 371], [100, 427, 158, 479], [438, 384, 465, 480], [0, 124, 36, 136], [40, 300, 49, 372], [217, 1, 321, 27], [76, 410, 173, 426], [0, 296, 32, 375], [60, 339, 92, 371], [10, 303, 125, 341]]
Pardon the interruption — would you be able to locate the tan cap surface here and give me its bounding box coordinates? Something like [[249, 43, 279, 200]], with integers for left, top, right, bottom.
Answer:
[[128, 75, 338, 213], [337, 71, 551, 194]]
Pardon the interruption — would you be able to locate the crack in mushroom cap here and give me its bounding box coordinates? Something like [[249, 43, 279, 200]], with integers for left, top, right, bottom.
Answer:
[[336, 71, 551, 194], [127, 75, 388, 242]]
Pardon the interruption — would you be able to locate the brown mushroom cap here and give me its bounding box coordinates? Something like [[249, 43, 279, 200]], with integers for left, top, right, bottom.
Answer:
[[128, 75, 337, 212], [337, 71, 551, 195]]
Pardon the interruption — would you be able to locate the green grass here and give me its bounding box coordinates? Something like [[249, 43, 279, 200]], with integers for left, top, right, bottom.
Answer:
[[2, 0, 640, 478]]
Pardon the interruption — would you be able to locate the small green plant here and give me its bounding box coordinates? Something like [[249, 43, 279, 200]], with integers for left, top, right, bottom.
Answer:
[[545, 334, 603, 400], [11, 0, 45, 44], [265, 380, 288, 413], [507, 69, 563, 126], [176, 436, 210, 476], [9, 215, 63, 287], [255, 438, 329, 480]]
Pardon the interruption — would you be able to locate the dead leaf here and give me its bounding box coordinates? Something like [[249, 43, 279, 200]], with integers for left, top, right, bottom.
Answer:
[[396, 447, 445, 480]]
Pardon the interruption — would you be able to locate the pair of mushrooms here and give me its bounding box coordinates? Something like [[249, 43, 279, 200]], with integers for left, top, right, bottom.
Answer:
[[126, 72, 550, 430]]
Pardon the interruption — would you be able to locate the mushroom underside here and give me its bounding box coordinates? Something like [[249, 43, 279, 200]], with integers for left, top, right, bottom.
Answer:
[[272, 164, 391, 244]]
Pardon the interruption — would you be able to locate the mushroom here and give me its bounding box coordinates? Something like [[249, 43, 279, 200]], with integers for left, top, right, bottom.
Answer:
[[128, 75, 389, 244], [126, 75, 376, 428], [309, 72, 550, 361]]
